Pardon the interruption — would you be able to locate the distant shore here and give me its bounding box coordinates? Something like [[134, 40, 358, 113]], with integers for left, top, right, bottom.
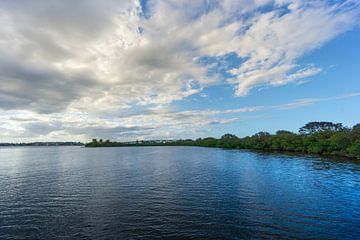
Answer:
[[85, 121, 360, 160], [0, 142, 84, 147], [85, 140, 360, 160]]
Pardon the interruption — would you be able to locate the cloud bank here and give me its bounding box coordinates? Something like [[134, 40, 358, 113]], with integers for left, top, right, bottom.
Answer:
[[0, 0, 359, 141]]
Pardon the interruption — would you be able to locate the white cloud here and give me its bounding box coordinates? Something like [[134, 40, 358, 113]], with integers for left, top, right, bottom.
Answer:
[[0, 0, 359, 141], [1, 91, 360, 142], [274, 98, 320, 110]]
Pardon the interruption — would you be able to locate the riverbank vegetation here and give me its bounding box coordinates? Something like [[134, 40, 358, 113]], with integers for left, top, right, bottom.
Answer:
[[86, 122, 360, 159]]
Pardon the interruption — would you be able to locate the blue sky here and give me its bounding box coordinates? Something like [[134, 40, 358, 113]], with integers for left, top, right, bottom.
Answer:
[[0, 0, 359, 142], [174, 26, 360, 138]]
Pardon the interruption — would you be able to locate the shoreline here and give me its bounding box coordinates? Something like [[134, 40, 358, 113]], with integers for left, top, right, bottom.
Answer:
[[85, 144, 360, 161]]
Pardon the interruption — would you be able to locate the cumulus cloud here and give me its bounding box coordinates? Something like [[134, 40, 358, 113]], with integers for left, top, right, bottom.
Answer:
[[1, 91, 360, 142], [0, 0, 359, 141], [0, 55, 99, 112], [0, 106, 261, 142]]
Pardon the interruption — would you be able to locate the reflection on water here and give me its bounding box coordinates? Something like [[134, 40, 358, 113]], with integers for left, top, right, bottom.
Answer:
[[0, 146, 359, 239]]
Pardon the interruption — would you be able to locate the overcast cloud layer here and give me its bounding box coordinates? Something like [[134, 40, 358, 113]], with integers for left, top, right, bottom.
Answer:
[[0, 0, 359, 142]]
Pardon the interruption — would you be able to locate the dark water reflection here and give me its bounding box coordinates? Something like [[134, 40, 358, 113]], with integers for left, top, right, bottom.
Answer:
[[0, 146, 359, 239]]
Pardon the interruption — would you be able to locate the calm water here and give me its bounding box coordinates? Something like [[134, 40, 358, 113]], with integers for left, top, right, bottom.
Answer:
[[0, 146, 359, 239]]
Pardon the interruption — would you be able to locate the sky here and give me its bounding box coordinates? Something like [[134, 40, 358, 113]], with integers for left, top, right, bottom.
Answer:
[[0, 0, 359, 143]]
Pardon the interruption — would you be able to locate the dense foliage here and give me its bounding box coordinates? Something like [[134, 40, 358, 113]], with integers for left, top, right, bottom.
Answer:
[[86, 122, 360, 159]]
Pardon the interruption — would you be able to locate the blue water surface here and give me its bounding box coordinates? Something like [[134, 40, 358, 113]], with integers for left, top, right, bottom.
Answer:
[[0, 146, 359, 239]]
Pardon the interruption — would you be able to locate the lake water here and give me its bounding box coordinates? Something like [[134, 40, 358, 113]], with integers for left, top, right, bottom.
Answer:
[[0, 146, 359, 239]]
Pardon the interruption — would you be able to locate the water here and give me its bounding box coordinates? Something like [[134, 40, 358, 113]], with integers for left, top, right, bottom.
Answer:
[[0, 146, 359, 239]]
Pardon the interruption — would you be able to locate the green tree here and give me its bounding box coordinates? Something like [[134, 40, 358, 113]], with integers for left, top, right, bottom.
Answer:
[[276, 130, 294, 135], [329, 131, 351, 153], [217, 134, 239, 148], [347, 141, 360, 158], [351, 124, 360, 142], [299, 122, 344, 135]]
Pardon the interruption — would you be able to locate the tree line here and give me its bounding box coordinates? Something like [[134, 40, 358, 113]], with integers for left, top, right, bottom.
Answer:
[[86, 121, 360, 159]]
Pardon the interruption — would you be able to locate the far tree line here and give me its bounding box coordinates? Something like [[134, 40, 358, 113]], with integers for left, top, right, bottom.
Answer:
[[86, 121, 360, 159]]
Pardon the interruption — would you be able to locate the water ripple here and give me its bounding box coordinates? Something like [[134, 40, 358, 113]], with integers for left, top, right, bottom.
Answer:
[[0, 146, 359, 239]]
